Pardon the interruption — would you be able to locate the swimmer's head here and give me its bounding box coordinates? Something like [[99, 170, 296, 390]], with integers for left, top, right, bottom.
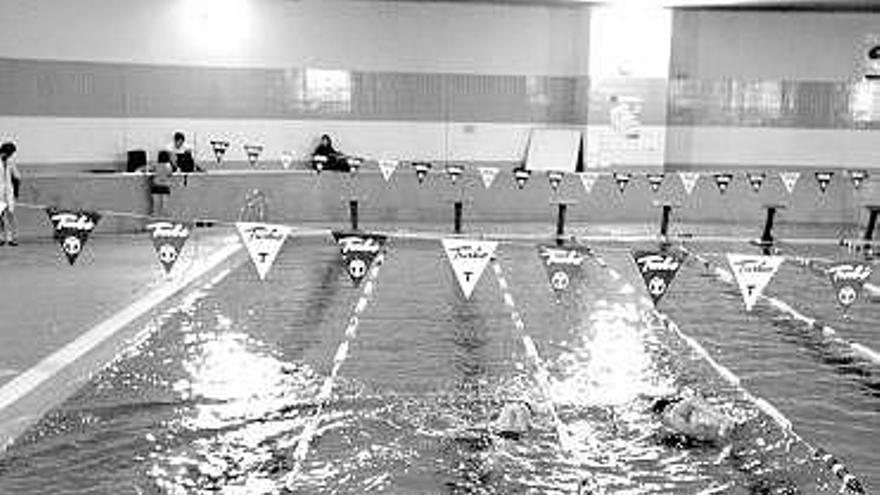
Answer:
[[650, 396, 682, 415]]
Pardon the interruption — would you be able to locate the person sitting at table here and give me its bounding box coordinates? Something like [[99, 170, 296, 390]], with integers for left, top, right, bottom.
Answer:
[[166, 131, 201, 173], [311, 134, 350, 172]]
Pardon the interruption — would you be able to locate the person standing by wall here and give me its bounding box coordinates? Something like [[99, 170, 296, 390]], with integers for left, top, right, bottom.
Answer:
[[0, 142, 21, 246], [149, 151, 174, 218]]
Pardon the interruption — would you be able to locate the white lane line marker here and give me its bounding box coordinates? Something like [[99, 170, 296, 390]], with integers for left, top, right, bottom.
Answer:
[[0, 239, 241, 415], [491, 260, 575, 453], [608, 269, 621, 281], [286, 253, 386, 485]]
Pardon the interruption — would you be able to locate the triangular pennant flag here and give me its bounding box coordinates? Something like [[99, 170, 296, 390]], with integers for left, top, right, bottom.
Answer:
[[537, 244, 589, 296], [280, 151, 294, 170], [378, 160, 398, 182], [235, 222, 290, 280], [848, 170, 869, 190], [347, 157, 363, 174], [633, 249, 685, 304], [445, 164, 464, 185], [332, 231, 387, 286], [243, 144, 263, 167], [513, 168, 531, 189], [678, 172, 700, 196], [442, 238, 497, 299], [646, 173, 665, 193], [46, 208, 101, 265], [413, 162, 431, 184], [727, 254, 785, 311], [147, 221, 191, 274], [746, 172, 766, 193], [613, 172, 631, 193], [578, 172, 600, 194], [779, 172, 800, 194], [713, 173, 733, 194], [814, 171, 834, 193], [547, 170, 564, 191], [478, 167, 499, 189], [826, 262, 872, 309], [210, 140, 230, 163]]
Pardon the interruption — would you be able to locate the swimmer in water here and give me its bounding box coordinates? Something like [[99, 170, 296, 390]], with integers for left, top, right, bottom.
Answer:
[[491, 400, 533, 441], [650, 394, 738, 446]]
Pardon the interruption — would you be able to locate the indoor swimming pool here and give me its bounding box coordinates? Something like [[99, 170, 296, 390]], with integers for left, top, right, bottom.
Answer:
[[0, 225, 876, 494]]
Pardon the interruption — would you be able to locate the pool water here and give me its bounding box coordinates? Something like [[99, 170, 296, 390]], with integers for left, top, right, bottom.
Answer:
[[0, 225, 877, 494]]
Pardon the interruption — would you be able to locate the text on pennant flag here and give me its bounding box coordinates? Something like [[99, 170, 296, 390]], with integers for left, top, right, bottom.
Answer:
[[578, 172, 600, 194], [713, 173, 733, 194], [210, 140, 230, 163], [280, 151, 294, 169], [332, 231, 387, 285], [646, 173, 665, 193], [726, 253, 785, 311], [613, 172, 632, 193], [147, 221, 191, 274], [779, 171, 800, 194], [678, 172, 700, 196], [747, 172, 766, 193], [537, 244, 589, 296], [814, 171, 834, 193], [442, 238, 498, 299], [827, 262, 872, 309], [243, 144, 263, 166], [547, 170, 565, 191], [513, 168, 531, 189], [236, 222, 291, 280], [478, 167, 499, 189], [848, 169, 869, 190], [378, 160, 398, 182], [413, 162, 431, 183], [45, 207, 102, 265], [632, 249, 685, 304], [445, 164, 464, 184]]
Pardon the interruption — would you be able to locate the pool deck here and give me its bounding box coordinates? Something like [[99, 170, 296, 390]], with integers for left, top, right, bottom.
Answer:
[[0, 230, 243, 450]]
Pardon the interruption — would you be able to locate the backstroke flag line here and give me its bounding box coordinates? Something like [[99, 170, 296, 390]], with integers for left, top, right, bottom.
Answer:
[[478, 167, 499, 189], [442, 238, 497, 299], [46, 207, 101, 265], [779, 172, 800, 194], [578, 172, 599, 194], [827, 262, 872, 309], [727, 253, 785, 311], [679, 172, 699, 196], [633, 249, 685, 304], [379, 160, 398, 182], [537, 244, 589, 296], [147, 221, 191, 274], [236, 222, 291, 280], [332, 231, 387, 286]]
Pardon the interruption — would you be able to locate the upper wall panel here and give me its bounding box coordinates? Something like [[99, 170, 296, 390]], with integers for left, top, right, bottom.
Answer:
[[0, 0, 591, 76], [671, 10, 877, 81]]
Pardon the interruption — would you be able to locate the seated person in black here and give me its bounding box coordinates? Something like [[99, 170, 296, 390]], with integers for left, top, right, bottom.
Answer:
[[167, 131, 202, 173], [312, 134, 350, 172]]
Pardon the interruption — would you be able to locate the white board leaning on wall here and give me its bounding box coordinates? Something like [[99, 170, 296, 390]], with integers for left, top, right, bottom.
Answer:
[[524, 129, 581, 173]]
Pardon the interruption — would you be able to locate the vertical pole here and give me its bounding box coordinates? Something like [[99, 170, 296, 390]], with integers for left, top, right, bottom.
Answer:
[[555, 203, 567, 246], [863, 208, 879, 241], [660, 205, 672, 239], [761, 206, 777, 255], [454, 201, 463, 234], [349, 199, 359, 232]]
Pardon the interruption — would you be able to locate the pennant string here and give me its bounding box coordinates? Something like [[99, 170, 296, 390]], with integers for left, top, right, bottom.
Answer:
[[680, 246, 880, 366]]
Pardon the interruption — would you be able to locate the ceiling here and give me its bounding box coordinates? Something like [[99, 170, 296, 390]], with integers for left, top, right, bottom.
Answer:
[[381, 0, 880, 11]]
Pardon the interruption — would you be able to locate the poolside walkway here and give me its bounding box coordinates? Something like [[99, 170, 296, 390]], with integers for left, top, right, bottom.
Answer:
[[0, 229, 243, 449]]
